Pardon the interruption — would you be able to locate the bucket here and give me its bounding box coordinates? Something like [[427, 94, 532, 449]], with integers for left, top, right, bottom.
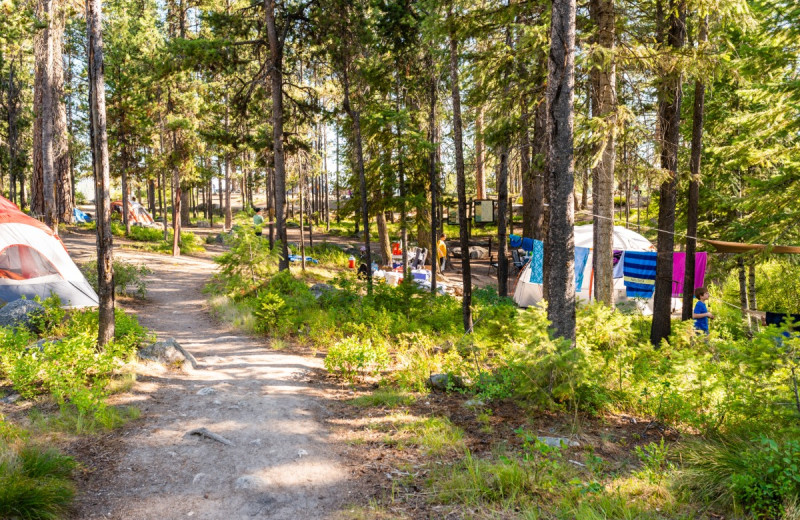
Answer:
[[348, 256, 355, 269]]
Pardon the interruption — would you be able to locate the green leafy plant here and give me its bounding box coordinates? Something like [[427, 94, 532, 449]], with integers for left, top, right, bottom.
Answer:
[[212, 225, 281, 297], [324, 336, 390, 382], [82, 260, 152, 298]]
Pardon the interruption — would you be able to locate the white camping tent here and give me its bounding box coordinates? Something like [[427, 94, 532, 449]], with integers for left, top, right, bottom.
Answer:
[[513, 225, 654, 308], [0, 196, 99, 307]]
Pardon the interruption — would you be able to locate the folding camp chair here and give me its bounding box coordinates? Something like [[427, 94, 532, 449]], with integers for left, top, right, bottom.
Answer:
[[511, 249, 526, 274], [410, 247, 428, 270]]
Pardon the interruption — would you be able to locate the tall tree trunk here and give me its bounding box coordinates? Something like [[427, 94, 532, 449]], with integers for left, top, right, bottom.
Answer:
[[224, 153, 232, 229], [299, 167, 306, 271], [450, 19, 473, 331], [531, 99, 547, 241], [498, 148, 509, 297], [545, 0, 577, 340], [521, 106, 534, 238], [341, 69, 372, 291], [590, 0, 617, 306], [323, 128, 330, 230], [737, 256, 748, 317], [122, 146, 131, 234], [265, 0, 289, 270], [180, 182, 190, 224], [427, 54, 438, 293], [497, 23, 512, 298], [475, 107, 486, 199], [682, 15, 707, 320], [395, 89, 409, 282], [335, 129, 341, 223], [650, 0, 686, 346], [7, 60, 21, 207], [148, 178, 156, 216], [376, 207, 391, 266], [747, 262, 756, 311], [33, 0, 65, 231], [171, 152, 181, 256], [87, 0, 114, 346]]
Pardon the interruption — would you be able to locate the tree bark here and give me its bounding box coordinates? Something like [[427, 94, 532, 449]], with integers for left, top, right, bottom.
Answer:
[[589, 0, 617, 306], [545, 0, 577, 340], [498, 149, 509, 297], [737, 256, 748, 317], [475, 107, 486, 200], [147, 179, 156, 216], [33, 0, 69, 232], [376, 208, 391, 266], [747, 262, 756, 311], [449, 18, 473, 331], [341, 65, 372, 291], [265, 0, 289, 271], [180, 182, 190, 225], [121, 144, 131, 234], [395, 89, 409, 283], [426, 53, 438, 293], [682, 15, 707, 320], [650, 0, 686, 346], [87, 0, 115, 346], [531, 99, 547, 241], [224, 153, 232, 229], [521, 106, 534, 238], [6, 60, 22, 207]]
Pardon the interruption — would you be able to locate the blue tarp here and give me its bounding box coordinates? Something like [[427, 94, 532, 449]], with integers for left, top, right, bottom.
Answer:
[[73, 208, 91, 223], [288, 255, 319, 264]]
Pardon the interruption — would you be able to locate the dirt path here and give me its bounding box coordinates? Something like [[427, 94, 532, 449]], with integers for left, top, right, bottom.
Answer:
[[62, 231, 352, 520]]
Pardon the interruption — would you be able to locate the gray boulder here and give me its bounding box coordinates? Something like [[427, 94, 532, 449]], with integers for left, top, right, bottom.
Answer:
[[468, 246, 488, 259], [138, 338, 198, 369], [310, 283, 336, 299], [0, 300, 45, 330], [428, 373, 465, 391], [537, 436, 580, 448], [450, 246, 488, 260]]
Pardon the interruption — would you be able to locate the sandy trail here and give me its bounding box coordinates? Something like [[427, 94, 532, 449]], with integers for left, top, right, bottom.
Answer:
[[63, 231, 351, 520]]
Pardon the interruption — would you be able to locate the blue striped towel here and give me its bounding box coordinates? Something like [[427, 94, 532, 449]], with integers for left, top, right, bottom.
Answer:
[[623, 251, 657, 298]]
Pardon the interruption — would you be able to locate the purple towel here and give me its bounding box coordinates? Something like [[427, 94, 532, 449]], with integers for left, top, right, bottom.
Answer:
[[671, 252, 707, 297]]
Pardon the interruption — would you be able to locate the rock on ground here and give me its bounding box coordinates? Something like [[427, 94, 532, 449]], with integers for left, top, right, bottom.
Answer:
[[138, 337, 199, 369], [0, 299, 44, 330]]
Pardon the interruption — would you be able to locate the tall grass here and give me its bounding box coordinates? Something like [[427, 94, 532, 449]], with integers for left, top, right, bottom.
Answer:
[[0, 440, 77, 520]]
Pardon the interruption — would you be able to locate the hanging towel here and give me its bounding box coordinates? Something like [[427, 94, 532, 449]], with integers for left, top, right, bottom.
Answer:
[[509, 234, 523, 248], [623, 251, 657, 298], [613, 251, 625, 279], [670, 252, 708, 297], [529, 239, 544, 284], [574, 247, 590, 289], [521, 237, 535, 253]]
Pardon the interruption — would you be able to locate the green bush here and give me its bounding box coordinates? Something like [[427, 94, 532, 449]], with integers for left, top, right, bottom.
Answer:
[[324, 336, 389, 382], [0, 297, 148, 425], [212, 225, 281, 297], [128, 226, 163, 242], [253, 291, 293, 334], [81, 260, 152, 298]]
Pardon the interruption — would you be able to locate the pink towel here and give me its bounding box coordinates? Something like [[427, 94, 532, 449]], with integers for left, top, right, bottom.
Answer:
[[671, 252, 707, 297]]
